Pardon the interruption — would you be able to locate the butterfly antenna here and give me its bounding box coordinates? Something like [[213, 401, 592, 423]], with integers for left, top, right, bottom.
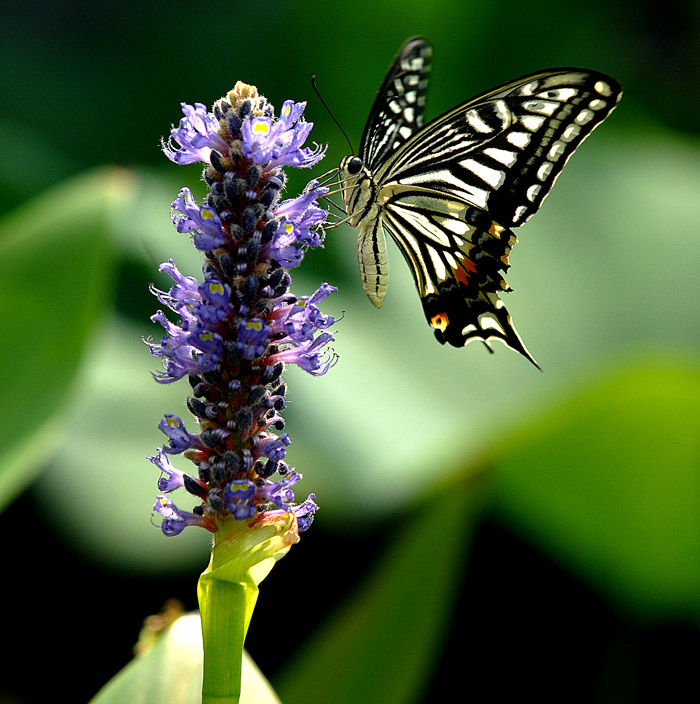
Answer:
[[312, 75, 355, 155]]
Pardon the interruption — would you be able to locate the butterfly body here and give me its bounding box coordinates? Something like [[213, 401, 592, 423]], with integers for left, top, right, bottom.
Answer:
[[339, 36, 622, 367]]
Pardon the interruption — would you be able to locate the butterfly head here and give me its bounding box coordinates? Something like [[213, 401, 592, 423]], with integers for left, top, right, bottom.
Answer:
[[339, 155, 375, 220]]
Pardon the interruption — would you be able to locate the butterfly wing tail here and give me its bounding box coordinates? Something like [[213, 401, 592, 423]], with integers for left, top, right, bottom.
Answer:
[[422, 285, 541, 369]]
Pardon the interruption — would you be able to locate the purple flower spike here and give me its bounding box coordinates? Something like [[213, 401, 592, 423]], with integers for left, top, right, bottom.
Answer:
[[148, 81, 337, 536]]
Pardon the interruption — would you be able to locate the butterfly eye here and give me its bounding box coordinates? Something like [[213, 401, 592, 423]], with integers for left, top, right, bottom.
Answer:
[[346, 156, 363, 174]]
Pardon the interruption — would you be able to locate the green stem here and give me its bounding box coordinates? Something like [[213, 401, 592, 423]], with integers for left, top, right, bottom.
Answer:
[[198, 513, 299, 704]]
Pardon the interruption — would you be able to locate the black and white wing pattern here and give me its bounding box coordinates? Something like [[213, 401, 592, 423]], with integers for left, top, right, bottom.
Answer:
[[358, 36, 432, 170], [340, 36, 622, 367]]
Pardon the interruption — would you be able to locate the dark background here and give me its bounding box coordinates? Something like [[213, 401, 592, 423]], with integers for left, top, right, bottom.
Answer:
[[1, 1, 699, 702]]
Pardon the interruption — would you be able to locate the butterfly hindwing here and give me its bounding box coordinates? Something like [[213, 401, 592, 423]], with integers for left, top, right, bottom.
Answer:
[[359, 36, 432, 171], [379, 186, 536, 364]]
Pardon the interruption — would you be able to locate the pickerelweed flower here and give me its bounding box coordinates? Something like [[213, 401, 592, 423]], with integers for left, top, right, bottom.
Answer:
[[148, 82, 336, 539]]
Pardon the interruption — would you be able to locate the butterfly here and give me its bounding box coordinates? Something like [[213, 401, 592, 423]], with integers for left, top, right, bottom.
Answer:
[[338, 36, 622, 367]]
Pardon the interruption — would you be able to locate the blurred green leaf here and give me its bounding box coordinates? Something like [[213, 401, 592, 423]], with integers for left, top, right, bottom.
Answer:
[[29, 130, 700, 575], [281, 128, 700, 525], [0, 117, 78, 209], [89, 613, 281, 704], [0, 168, 131, 510], [275, 481, 483, 704], [276, 354, 700, 702], [491, 354, 700, 622], [31, 317, 213, 573]]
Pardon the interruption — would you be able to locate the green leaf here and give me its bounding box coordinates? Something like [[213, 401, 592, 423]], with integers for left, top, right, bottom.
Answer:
[[30, 316, 213, 573], [276, 355, 700, 702], [278, 130, 700, 523], [0, 168, 131, 510], [275, 481, 483, 704], [89, 613, 281, 704], [491, 354, 700, 621]]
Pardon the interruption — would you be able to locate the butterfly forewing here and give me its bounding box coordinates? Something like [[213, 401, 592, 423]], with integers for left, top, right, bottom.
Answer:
[[359, 36, 432, 170], [378, 69, 622, 227], [342, 37, 622, 366]]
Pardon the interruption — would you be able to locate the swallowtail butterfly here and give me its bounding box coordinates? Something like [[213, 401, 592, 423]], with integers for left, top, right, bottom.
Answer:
[[339, 36, 622, 367]]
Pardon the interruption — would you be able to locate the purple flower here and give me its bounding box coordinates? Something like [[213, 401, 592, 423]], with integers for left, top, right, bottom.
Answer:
[[158, 414, 198, 454], [275, 181, 329, 221], [255, 433, 291, 462], [153, 496, 209, 536], [149, 82, 336, 536], [236, 319, 271, 360], [223, 480, 258, 521], [147, 312, 224, 383], [149, 448, 186, 492], [171, 188, 225, 250], [221, 469, 318, 530], [266, 332, 337, 376], [266, 183, 330, 267], [163, 103, 228, 165], [294, 495, 319, 532], [146, 321, 200, 383], [240, 100, 326, 169], [268, 283, 338, 343]]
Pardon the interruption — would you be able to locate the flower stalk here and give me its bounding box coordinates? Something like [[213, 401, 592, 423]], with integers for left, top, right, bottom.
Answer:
[[198, 513, 299, 703]]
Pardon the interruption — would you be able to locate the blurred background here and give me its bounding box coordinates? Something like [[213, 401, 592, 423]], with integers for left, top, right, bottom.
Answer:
[[1, 0, 699, 702]]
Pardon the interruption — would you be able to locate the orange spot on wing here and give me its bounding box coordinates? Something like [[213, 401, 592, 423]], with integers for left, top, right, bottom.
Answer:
[[463, 246, 478, 273], [430, 312, 449, 332], [453, 260, 475, 286], [454, 264, 471, 287]]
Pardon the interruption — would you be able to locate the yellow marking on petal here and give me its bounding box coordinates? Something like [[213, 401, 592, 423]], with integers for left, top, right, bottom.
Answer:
[[229, 480, 250, 492], [167, 417, 181, 428], [199, 332, 214, 342], [252, 120, 270, 135], [201, 207, 215, 222], [283, 222, 294, 234], [208, 282, 224, 295], [246, 320, 263, 332]]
